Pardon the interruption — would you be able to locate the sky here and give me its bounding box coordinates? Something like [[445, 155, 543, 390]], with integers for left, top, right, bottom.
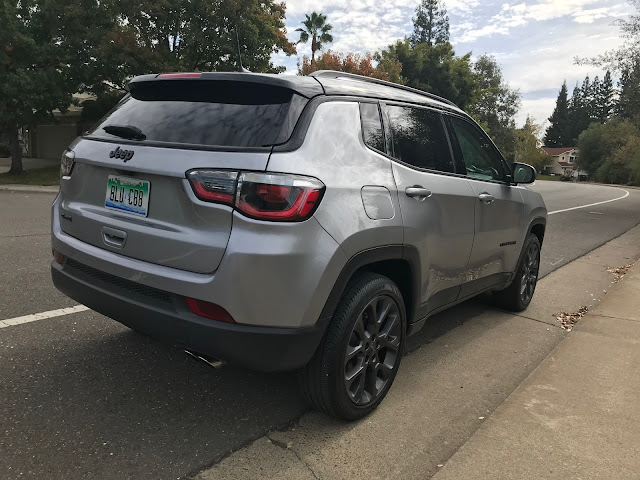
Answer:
[[273, 0, 634, 127]]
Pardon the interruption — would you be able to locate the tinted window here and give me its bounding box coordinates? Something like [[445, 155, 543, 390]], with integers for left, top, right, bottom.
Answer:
[[384, 105, 453, 173], [88, 81, 307, 148], [359, 103, 385, 152], [450, 117, 505, 182]]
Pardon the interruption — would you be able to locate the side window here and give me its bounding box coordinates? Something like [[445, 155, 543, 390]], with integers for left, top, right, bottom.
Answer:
[[359, 103, 385, 153], [384, 104, 454, 173], [450, 117, 505, 182]]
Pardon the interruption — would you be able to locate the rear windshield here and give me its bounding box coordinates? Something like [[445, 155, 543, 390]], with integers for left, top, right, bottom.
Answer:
[[87, 80, 308, 148]]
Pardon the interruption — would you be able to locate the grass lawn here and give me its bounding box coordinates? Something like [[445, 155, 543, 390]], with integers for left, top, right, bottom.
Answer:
[[0, 166, 60, 186], [537, 174, 560, 182]]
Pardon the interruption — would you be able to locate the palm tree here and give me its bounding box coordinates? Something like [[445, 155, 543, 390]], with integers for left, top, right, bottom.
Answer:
[[296, 12, 333, 64]]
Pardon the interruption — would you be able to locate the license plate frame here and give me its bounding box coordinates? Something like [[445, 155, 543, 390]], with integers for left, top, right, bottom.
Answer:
[[105, 175, 151, 217]]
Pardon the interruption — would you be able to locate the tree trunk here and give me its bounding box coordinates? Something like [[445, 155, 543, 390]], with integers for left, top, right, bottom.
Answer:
[[311, 35, 316, 64], [8, 124, 23, 175]]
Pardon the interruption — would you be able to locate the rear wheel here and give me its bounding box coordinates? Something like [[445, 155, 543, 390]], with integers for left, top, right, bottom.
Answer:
[[494, 233, 541, 312], [300, 273, 406, 420]]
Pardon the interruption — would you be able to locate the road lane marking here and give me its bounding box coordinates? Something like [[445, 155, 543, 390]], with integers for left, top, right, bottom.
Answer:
[[548, 189, 630, 215], [0, 305, 89, 329]]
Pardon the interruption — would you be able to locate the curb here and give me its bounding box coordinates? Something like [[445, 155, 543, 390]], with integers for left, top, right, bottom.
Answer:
[[0, 184, 59, 193]]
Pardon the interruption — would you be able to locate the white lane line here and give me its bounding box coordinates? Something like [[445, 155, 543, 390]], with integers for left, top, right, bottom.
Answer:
[[548, 189, 630, 215], [0, 305, 89, 329]]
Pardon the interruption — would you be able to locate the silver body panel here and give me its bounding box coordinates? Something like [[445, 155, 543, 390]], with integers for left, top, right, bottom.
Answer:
[[391, 162, 476, 302]]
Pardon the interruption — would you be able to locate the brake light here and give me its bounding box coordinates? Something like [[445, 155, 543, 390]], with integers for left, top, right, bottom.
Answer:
[[157, 72, 202, 79], [186, 170, 324, 222], [187, 170, 238, 205], [186, 298, 235, 323]]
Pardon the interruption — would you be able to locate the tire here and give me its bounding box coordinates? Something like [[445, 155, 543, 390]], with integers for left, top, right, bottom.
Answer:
[[299, 273, 406, 420], [494, 233, 541, 312]]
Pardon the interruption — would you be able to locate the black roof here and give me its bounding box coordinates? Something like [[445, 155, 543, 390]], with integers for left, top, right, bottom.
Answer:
[[128, 70, 462, 112]]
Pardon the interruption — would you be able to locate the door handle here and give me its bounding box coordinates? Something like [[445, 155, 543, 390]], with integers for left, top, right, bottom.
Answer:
[[478, 193, 495, 205], [405, 187, 432, 200]]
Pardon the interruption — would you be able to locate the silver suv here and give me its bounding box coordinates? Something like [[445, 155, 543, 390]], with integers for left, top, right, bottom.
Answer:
[[51, 71, 547, 420]]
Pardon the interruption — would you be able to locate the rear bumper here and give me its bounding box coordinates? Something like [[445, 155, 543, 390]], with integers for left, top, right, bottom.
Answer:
[[51, 261, 328, 372]]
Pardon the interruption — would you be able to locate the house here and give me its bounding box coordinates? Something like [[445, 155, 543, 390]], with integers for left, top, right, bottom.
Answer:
[[541, 147, 586, 179], [13, 93, 97, 160]]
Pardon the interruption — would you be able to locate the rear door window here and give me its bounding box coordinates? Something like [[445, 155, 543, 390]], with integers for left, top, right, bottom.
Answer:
[[359, 103, 385, 153], [87, 81, 308, 148], [383, 105, 454, 173]]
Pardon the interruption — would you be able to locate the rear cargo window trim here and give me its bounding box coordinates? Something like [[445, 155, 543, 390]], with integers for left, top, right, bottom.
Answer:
[[81, 135, 275, 154]]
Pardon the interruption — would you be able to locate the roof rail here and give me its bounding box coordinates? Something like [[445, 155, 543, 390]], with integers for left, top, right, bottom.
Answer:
[[310, 70, 459, 108]]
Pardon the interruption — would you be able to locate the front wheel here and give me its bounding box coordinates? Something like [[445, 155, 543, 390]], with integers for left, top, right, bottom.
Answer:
[[299, 273, 406, 420], [494, 233, 541, 312]]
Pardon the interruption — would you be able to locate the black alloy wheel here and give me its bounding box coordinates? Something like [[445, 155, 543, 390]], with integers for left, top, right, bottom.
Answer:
[[494, 233, 542, 312], [299, 273, 406, 420], [344, 295, 402, 406], [520, 241, 540, 305]]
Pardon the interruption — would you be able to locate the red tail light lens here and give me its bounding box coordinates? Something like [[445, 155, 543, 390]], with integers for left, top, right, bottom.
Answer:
[[186, 298, 235, 323], [186, 170, 325, 222], [52, 249, 65, 264], [187, 170, 238, 205], [236, 172, 325, 221]]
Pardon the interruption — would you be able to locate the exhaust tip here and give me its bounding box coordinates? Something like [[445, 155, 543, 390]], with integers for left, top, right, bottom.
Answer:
[[184, 350, 225, 369]]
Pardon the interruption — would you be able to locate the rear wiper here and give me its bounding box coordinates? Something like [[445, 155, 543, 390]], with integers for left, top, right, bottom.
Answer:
[[103, 124, 146, 140]]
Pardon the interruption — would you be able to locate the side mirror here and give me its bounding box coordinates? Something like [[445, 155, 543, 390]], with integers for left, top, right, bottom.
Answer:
[[512, 163, 536, 185]]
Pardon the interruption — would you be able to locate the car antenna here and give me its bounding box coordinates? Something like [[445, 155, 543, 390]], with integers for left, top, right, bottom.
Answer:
[[235, 25, 250, 73]]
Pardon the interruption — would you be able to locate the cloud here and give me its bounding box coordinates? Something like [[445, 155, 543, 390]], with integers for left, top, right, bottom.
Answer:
[[455, 0, 629, 43], [516, 96, 556, 128]]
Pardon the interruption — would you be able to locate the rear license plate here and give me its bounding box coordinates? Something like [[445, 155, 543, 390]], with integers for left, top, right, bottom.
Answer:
[[105, 175, 150, 217]]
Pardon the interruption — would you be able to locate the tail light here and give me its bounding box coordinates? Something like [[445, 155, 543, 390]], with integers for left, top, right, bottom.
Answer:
[[60, 150, 75, 178], [187, 170, 324, 222]]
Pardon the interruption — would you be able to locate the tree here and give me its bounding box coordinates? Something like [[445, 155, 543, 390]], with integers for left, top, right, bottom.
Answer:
[[114, 0, 296, 77], [618, 60, 640, 119], [586, 75, 599, 123], [0, 0, 115, 174], [376, 40, 477, 110], [468, 55, 520, 159], [515, 116, 552, 172], [567, 76, 597, 144], [577, 118, 640, 184], [597, 71, 616, 122], [410, 0, 450, 47], [299, 50, 402, 82], [544, 82, 571, 147], [295, 12, 333, 64]]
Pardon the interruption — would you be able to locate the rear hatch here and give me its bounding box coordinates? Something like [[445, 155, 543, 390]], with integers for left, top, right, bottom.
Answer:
[[58, 74, 320, 274]]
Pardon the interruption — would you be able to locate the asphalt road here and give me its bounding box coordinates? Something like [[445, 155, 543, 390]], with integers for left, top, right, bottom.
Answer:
[[1, 182, 639, 480]]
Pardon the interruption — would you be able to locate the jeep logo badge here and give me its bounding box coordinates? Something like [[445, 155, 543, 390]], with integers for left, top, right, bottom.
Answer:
[[109, 146, 134, 162]]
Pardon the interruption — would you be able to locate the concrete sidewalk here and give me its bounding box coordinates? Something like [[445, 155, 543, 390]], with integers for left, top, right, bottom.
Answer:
[[434, 262, 640, 480]]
